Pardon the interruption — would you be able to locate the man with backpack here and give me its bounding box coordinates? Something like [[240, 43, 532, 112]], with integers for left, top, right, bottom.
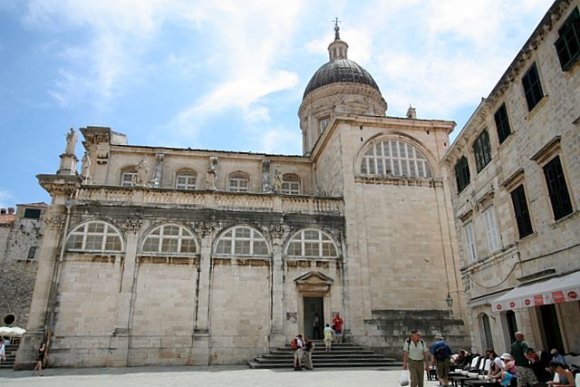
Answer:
[[403, 329, 430, 387], [291, 334, 304, 371], [430, 334, 453, 387]]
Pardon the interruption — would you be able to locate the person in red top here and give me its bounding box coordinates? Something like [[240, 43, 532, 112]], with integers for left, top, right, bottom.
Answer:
[[332, 312, 344, 343]]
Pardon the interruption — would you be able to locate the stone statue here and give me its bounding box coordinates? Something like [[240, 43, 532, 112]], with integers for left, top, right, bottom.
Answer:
[[81, 152, 91, 180], [137, 158, 149, 185], [65, 128, 78, 155], [205, 165, 216, 190], [272, 167, 282, 192]]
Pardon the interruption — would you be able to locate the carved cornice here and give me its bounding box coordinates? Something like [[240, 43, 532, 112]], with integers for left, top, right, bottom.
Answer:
[[354, 176, 444, 188], [37, 174, 82, 196]]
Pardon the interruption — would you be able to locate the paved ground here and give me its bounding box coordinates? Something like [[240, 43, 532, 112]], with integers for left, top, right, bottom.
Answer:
[[0, 366, 443, 386]]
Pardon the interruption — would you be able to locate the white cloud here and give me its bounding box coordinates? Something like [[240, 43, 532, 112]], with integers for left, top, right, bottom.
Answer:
[[259, 127, 301, 155]]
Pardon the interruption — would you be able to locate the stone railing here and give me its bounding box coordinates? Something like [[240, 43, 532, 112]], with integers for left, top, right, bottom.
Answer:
[[75, 186, 344, 215]]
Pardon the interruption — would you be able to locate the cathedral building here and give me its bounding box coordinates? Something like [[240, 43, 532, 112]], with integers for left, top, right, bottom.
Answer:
[[16, 24, 467, 368]]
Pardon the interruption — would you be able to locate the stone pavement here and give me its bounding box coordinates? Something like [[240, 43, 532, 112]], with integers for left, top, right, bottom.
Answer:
[[0, 366, 443, 386]]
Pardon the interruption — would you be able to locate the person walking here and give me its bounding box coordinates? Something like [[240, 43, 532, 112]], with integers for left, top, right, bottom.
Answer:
[[511, 332, 538, 387], [0, 338, 6, 363], [332, 312, 344, 343], [291, 334, 304, 371], [323, 323, 335, 351], [33, 341, 46, 376], [402, 329, 429, 387], [430, 334, 453, 387]]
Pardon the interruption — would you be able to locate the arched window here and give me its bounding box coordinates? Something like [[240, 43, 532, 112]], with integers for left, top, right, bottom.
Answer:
[[479, 313, 494, 351], [142, 224, 197, 253], [282, 174, 301, 195], [175, 169, 197, 190], [229, 172, 250, 192], [360, 139, 432, 178], [215, 226, 269, 256], [287, 229, 338, 258], [121, 167, 137, 187], [66, 221, 123, 252]]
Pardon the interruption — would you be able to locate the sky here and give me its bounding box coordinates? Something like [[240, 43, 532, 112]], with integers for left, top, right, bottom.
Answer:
[[0, 0, 554, 208]]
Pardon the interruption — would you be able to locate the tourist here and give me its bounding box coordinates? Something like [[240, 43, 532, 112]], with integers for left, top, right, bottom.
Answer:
[[495, 353, 518, 387], [332, 312, 344, 343], [550, 349, 567, 366], [33, 341, 46, 376], [302, 337, 314, 370], [487, 349, 503, 377], [323, 323, 335, 351], [312, 313, 321, 339], [0, 338, 5, 363], [430, 334, 453, 387], [527, 348, 551, 382], [402, 329, 429, 387], [291, 334, 304, 371], [511, 332, 538, 386], [547, 360, 575, 387]]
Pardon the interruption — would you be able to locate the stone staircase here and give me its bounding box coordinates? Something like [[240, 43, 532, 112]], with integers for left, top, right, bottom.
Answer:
[[248, 340, 401, 369]]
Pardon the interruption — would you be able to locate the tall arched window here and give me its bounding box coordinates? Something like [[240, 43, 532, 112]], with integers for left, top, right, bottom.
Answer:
[[142, 224, 197, 254], [229, 172, 250, 192], [360, 139, 432, 178], [215, 226, 269, 256], [66, 221, 123, 252], [479, 313, 494, 351], [175, 169, 197, 190], [282, 174, 301, 195], [286, 229, 339, 258]]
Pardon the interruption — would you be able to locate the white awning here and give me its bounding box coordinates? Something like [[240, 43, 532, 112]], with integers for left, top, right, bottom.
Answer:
[[492, 271, 580, 312]]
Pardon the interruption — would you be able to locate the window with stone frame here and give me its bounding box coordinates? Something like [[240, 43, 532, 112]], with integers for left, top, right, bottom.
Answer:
[[521, 62, 544, 111], [360, 139, 432, 178], [121, 169, 137, 187], [214, 226, 269, 256], [142, 224, 197, 254], [494, 103, 512, 144], [482, 205, 501, 253], [510, 184, 534, 239], [555, 7, 580, 71], [228, 172, 250, 192], [66, 221, 123, 252], [175, 170, 197, 190], [543, 156, 573, 220], [473, 129, 492, 172], [454, 156, 470, 193], [281, 174, 301, 195], [463, 221, 477, 263], [319, 116, 330, 134], [286, 229, 339, 258]]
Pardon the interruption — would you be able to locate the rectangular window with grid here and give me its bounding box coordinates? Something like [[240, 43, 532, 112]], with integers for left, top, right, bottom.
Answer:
[[176, 174, 196, 190], [494, 103, 512, 144], [482, 206, 501, 252], [543, 156, 573, 220], [511, 185, 534, 238], [121, 172, 137, 187], [455, 156, 470, 193], [555, 8, 580, 71], [464, 221, 477, 263], [522, 62, 544, 111], [473, 130, 492, 172]]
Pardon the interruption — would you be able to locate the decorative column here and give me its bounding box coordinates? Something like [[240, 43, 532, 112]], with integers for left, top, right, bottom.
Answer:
[[192, 221, 216, 365], [269, 223, 286, 347], [109, 218, 142, 367]]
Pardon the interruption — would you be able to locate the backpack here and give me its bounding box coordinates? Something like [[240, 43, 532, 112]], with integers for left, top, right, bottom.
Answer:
[[290, 338, 298, 350], [406, 338, 425, 351]]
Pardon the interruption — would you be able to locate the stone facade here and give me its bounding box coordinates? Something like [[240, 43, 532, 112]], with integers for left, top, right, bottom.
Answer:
[[0, 203, 47, 328], [442, 0, 579, 356], [16, 25, 468, 368]]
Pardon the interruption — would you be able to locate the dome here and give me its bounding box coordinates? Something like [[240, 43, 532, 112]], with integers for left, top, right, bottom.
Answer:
[[303, 58, 381, 98]]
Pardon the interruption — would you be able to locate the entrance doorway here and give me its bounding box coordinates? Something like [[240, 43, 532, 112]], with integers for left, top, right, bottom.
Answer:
[[303, 297, 323, 339], [539, 304, 564, 352]]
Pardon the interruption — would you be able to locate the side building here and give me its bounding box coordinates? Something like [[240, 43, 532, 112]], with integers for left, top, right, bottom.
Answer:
[[0, 203, 47, 329], [442, 0, 579, 356], [16, 25, 467, 368]]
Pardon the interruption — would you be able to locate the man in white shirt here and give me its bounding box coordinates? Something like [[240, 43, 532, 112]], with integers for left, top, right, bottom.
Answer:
[[402, 329, 429, 387]]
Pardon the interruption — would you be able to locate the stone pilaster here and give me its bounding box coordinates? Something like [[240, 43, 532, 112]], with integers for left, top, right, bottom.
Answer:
[[269, 223, 286, 347]]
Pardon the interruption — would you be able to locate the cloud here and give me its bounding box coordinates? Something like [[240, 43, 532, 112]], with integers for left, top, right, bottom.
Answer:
[[259, 127, 301, 155]]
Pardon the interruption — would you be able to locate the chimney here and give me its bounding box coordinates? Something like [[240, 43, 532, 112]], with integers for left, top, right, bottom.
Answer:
[[8, 207, 15, 214], [406, 105, 417, 119], [0, 208, 6, 215]]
